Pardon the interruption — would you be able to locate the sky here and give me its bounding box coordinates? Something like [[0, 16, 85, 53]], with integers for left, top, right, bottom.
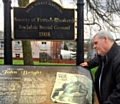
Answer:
[[0, 1, 4, 31], [0, 0, 89, 40], [0, 0, 18, 31], [0, 0, 76, 31], [0, 0, 119, 39]]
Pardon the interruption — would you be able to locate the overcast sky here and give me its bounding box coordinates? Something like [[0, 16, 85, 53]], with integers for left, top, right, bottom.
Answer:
[[0, 0, 102, 39], [0, 1, 4, 31], [0, 0, 119, 39], [0, 0, 18, 31], [0, 0, 76, 32]]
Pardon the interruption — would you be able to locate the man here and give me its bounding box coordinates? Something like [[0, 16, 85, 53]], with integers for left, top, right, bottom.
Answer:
[[80, 30, 120, 104], [52, 76, 89, 104]]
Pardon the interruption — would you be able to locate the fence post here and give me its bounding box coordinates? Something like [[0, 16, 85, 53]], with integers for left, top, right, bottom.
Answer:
[[3, 0, 12, 65], [76, 0, 84, 65]]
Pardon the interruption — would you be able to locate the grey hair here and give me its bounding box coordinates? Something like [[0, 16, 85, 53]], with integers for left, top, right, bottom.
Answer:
[[94, 30, 115, 41]]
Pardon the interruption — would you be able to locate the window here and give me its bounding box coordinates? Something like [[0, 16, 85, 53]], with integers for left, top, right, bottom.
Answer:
[[15, 54, 20, 58], [0, 42, 4, 49], [0, 53, 4, 57], [41, 42, 47, 50], [14, 41, 21, 49]]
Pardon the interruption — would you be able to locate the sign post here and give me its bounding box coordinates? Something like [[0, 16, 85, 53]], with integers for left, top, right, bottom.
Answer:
[[2, 0, 12, 65], [76, 0, 84, 65]]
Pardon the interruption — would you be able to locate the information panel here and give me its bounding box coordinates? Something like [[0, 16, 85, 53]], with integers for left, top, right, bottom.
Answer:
[[0, 65, 94, 104], [13, 0, 75, 40]]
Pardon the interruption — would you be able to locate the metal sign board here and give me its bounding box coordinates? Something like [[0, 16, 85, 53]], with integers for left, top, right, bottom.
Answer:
[[13, 0, 75, 40], [0, 65, 94, 104]]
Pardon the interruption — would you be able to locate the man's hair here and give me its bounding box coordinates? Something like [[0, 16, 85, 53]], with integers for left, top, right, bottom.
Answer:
[[94, 30, 115, 41]]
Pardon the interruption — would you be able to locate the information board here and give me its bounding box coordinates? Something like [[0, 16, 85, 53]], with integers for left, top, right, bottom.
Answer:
[[13, 0, 75, 40], [0, 65, 94, 104]]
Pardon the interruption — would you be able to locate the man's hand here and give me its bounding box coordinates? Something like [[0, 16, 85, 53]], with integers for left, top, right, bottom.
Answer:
[[80, 62, 88, 67]]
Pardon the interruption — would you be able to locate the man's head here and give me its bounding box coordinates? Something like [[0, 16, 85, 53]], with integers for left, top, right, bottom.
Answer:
[[93, 30, 114, 56], [71, 76, 78, 82]]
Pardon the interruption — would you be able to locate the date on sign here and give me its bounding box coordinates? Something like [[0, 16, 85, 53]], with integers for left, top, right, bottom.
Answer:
[[39, 32, 50, 37]]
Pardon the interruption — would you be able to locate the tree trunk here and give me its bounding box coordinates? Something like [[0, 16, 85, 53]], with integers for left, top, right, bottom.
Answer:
[[22, 41, 33, 65], [18, 0, 33, 65]]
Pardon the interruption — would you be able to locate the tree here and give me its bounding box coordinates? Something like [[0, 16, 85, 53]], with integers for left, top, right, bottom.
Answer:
[[83, 0, 120, 53], [18, 0, 33, 65], [63, 42, 68, 50], [84, 0, 120, 36], [59, 0, 120, 38]]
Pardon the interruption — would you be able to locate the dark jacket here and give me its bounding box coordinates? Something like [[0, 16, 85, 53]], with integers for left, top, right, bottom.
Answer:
[[88, 42, 120, 104]]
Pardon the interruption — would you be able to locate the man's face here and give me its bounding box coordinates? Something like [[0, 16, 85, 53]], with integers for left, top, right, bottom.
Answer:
[[71, 76, 77, 82], [93, 35, 106, 56]]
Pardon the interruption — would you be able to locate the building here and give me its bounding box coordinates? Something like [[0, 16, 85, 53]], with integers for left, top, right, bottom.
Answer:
[[0, 31, 62, 62]]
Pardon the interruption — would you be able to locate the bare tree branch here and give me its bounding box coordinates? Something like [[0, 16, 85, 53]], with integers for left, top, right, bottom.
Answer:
[[84, 0, 120, 35]]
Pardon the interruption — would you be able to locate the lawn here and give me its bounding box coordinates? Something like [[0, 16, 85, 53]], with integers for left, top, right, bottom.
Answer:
[[13, 60, 76, 66], [90, 67, 97, 80], [0, 59, 75, 65]]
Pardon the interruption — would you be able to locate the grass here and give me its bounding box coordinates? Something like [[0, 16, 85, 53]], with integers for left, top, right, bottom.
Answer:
[[0, 59, 75, 66], [90, 67, 98, 80]]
